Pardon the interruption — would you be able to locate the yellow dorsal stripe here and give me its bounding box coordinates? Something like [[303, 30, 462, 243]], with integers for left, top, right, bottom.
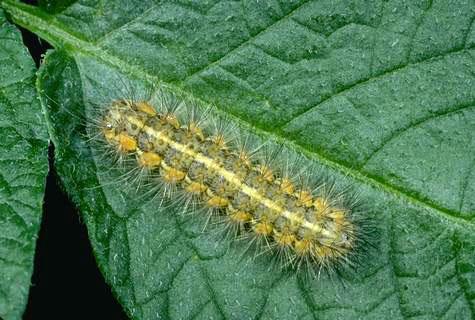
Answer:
[[127, 115, 331, 237]]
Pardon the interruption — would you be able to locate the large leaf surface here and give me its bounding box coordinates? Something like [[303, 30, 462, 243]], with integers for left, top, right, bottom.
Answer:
[[0, 8, 49, 320], [3, 0, 474, 319]]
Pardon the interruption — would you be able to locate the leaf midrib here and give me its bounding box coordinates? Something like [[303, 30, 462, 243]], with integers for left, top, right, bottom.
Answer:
[[2, 0, 473, 231]]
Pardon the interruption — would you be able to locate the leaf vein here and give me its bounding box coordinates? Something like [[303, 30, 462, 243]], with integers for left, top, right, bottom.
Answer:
[[361, 102, 475, 169], [183, 0, 312, 80], [94, 4, 158, 45], [458, 143, 475, 213], [453, 233, 475, 319], [279, 46, 474, 129]]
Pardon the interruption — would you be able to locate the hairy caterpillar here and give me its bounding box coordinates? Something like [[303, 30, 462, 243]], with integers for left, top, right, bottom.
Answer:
[[89, 86, 372, 275]]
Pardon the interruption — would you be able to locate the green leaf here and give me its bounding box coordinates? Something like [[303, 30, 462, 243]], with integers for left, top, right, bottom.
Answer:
[[3, 0, 475, 319], [0, 8, 49, 320]]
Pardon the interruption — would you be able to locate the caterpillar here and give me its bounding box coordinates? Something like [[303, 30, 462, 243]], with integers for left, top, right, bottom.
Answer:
[[92, 87, 371, 275]]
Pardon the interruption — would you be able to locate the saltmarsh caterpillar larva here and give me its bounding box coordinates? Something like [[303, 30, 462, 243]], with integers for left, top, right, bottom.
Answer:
[[85, 83, 373, 277]]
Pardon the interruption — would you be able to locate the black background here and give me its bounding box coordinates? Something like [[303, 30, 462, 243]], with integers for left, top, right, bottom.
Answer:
[[16, 1, 128, 319]]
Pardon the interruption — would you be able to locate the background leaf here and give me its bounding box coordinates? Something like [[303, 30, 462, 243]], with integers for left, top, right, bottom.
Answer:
[[3, 0, 474, 319], [0, 8, 49, 320]]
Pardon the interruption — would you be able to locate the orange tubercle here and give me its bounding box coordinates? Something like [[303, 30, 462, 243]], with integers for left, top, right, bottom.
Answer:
[[254, 222, 273, 236], [136, 101, 157, 116], [229, 210, 252, 223], [186, 181, 208, 194], [138, 151, 162, 168], [118, 133, 137, 152], [162, 167, 186, 183], [275, 232, 296, 246], [207, 196, 230, 208]]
